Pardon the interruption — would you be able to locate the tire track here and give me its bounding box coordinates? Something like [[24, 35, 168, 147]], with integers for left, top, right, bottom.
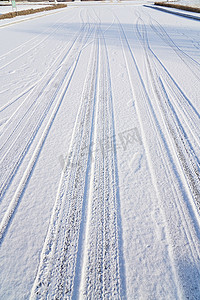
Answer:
[[0, 10, 76, 71], [141, 9, 200, 81], [116, 10, 200, 299], [0, 12, 94, 202], [0, 10, 82, 115], [0, 82, 37, 115], [0, 12, 77, 104], [0, 34, 81, 245], [135, 10, 200, 138], [135, 14, 200, 205], [0, 9, 85, 125], [79, 27, 123, 299], [30, 23, 100, 300]]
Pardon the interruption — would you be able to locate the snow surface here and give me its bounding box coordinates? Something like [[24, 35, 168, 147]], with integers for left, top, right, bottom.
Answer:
[[0, 1, 200, 299]]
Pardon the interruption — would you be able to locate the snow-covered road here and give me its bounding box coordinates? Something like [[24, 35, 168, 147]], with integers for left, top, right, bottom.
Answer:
[[0, 1, 200, 299]]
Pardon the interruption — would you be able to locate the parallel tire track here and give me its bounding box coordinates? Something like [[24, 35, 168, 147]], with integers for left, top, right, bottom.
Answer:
[[0, 36, 81, 244], [80, 28, 122, 299], [0, 10, 85, 142], [135, 15, 200, 205], [136, 10, 200, 138], [141, 8, 200, 81], [0, 10, 76, 71], [116, 11, 200, 299], [31, 12, 124, 299], [30, 25, 99, 300], [0, 14, 94, 202], [0, 10, 82, 115]]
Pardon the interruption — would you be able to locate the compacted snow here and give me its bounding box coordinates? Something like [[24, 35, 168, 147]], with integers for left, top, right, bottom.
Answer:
[[0, 1, 200, 299]]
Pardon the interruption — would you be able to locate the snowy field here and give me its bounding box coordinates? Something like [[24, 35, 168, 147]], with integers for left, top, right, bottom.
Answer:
[[0, 1, 200, 299]]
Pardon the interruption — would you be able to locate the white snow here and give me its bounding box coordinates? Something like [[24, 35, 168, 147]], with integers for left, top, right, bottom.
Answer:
[[0, 1, 200, 299]]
